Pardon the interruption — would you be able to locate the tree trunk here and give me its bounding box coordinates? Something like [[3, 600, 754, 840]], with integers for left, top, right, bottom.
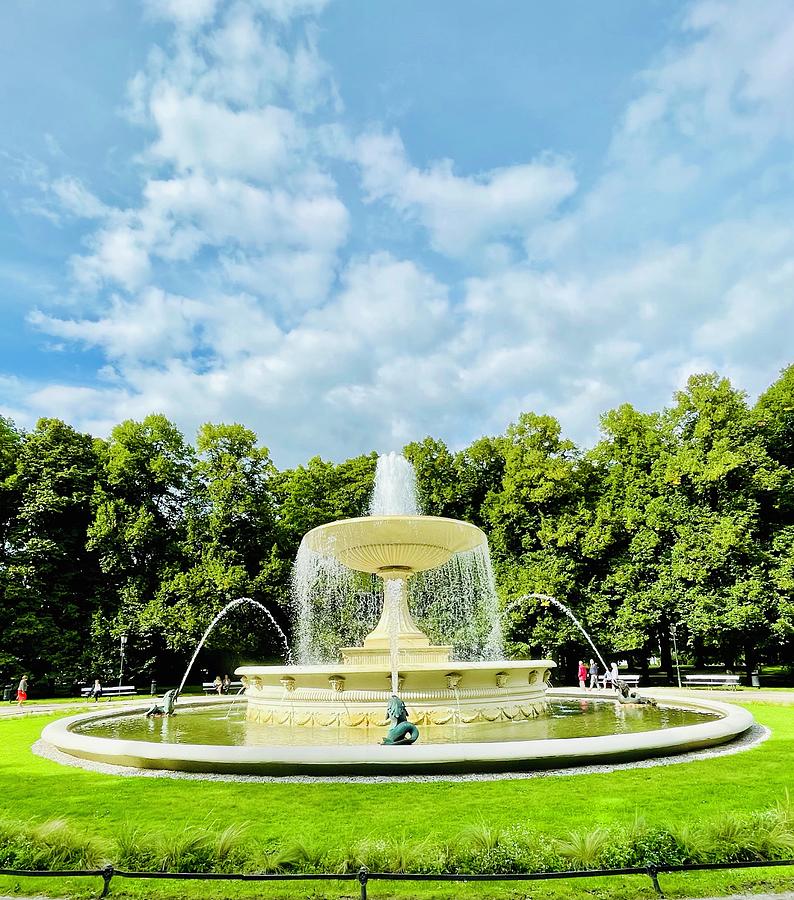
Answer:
[[659, 629, 674, 684], [743, 641, 757, 684]]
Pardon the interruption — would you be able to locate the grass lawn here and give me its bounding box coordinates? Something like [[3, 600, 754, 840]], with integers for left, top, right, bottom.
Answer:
[[1, 701, 793, 900]]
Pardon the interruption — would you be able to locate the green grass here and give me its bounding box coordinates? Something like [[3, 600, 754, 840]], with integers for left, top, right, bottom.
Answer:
[[0, 701, 792, 899]]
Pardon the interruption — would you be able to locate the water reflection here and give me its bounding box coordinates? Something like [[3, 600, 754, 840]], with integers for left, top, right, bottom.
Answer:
[[78, 699, 717, 748]]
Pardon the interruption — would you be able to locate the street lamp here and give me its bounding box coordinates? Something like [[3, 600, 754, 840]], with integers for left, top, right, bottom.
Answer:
[[118, 634, 128, 688]]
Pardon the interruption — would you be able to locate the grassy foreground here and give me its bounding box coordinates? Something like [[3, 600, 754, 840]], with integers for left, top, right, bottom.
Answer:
[[0, 702, 792, 899]]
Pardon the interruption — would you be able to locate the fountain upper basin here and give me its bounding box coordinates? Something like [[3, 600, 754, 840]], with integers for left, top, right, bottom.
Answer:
[[303, 515, 486, 575]]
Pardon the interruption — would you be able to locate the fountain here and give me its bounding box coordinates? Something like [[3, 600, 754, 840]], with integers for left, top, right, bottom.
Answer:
[[239, 452, 552, 729], [40, 453, 754, 776]]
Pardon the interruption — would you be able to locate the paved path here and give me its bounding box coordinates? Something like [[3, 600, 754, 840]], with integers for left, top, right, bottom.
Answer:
[[4, 688, 793, 720], [549, 686, 794, 704]]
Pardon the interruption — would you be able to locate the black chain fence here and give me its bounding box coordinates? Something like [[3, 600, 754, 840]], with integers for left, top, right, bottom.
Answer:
[[2, 857, 794, 899]]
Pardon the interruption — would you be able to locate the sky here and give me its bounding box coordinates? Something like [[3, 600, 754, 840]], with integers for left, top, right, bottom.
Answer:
[[1, 0, 793, 466]]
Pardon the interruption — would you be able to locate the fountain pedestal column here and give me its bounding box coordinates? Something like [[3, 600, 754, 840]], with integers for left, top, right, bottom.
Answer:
[[342, 573, 454, 666]]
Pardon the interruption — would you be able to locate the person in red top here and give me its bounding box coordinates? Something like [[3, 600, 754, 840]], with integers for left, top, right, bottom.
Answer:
[[577, 660, 587, 689], [16, 675, 28, 707]]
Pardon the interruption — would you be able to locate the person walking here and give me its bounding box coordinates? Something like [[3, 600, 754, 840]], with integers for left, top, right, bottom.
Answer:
[[588, 658, 599, 690], [609, 662, 619, 689], [577, 660, 587, 689], [16, 674, 28, 708]]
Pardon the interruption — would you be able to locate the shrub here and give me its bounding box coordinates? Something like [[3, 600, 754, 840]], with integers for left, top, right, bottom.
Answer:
[[554, 827, 612, 869]]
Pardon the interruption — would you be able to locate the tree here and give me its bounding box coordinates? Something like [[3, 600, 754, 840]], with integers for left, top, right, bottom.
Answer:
[[1, 419, 103, 686], [403, 437, 460, 516], [87, 415, 194, 678], [155, 423, 281, 660]]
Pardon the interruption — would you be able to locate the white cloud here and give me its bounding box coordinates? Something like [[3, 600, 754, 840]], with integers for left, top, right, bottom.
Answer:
[[354, 131, 576, 257], [144, 0, 219, 29], [253, 0, 330, 24], [7, 0, 794, 466], [50, 177, 108, 219], [150, 88, 301, 180]]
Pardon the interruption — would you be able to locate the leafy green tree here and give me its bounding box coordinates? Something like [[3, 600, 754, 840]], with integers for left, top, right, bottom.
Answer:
[[403, 437, 459, 516], [155, 423, 281, 658], [0, 419, 103, 686], [87, 415, 194, 678]]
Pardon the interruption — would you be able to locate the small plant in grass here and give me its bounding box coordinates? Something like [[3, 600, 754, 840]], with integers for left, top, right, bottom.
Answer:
[[252, 841, 285, 874], [278, 839, 328, 872], [666, 822, 713, 864], [744, 812, 794, 860], [701, 812, 756, 862], [0, 818, 106, 870], [115, 823, 158, 871], [31, 819, 106, 869], [210, 822, 251, 872], [554, 827, 612, 870], [384, 831, 432, 873], [461, 817, 502, 852], [331, 839, 365, 874], [154, 825, 215, 873]]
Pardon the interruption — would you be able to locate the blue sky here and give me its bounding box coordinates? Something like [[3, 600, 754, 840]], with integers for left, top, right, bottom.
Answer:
[[1, 0, 793, 465]]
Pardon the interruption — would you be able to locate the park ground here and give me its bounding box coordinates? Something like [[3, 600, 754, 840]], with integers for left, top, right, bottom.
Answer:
[[0, 694, 792, 900]]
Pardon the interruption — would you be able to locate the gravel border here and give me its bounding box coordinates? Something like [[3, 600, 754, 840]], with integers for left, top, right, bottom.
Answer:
[[31, 722, 769, 785]]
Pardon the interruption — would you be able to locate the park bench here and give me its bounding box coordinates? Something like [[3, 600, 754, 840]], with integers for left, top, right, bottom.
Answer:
[[599, 674, 640, 689], [202, 681, 244, 694], [684, 674, 740, 690], [80, 685, 137, 699]]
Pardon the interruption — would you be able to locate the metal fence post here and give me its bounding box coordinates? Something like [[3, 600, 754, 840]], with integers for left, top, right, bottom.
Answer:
[[647, 865, 665, 898], [357, 865, 369, 900], [100, 864, 114, 898]]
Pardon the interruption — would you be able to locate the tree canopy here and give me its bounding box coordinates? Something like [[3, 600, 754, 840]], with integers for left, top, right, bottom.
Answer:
[[1, 367, 791, 690]]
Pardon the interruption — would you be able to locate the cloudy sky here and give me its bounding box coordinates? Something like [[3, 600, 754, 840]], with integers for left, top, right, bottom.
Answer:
[[1, 0, 793, 465]]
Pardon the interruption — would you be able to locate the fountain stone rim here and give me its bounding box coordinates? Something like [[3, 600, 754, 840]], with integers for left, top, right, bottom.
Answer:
[[303, 514, 488, 575]]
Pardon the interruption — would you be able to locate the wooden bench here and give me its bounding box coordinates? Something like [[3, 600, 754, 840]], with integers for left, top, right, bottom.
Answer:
[[599, 674, 640, 688], [202, 681, 244, 694], [80, 685, 137, 699], [684, 674, 740, 690]]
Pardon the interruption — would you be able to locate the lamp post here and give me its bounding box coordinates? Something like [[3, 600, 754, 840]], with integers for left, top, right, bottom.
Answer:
[[118, 634, 128, 689], [670, 623, 682, 689]]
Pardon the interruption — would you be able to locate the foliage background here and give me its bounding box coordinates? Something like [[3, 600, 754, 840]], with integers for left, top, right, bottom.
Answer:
[[0, 367, 792, 689]]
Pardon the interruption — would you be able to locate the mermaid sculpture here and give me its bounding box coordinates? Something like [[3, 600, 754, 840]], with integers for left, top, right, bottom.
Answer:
[[382, 694, 419, 745], [616, 679, 657, 707]]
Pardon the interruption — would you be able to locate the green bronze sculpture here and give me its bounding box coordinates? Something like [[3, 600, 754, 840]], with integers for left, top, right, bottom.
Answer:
[[616, 680, 657, 707], [382, 694, 419, 745], [145, 688, 178, 717]]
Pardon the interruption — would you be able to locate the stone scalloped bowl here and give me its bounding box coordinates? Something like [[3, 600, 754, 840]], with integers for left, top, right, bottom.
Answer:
[[303, 515, 487, 574]]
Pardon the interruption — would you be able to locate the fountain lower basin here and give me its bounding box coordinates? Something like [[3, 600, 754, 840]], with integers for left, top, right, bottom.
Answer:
[[238, 660, 554, 728], [41, 693, 753, 776]]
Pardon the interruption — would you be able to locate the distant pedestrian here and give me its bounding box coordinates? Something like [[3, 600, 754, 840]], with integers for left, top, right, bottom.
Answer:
[[17, 675, 28, 707], [588, 659, 599, 690], [213, 675, 223, 695], [577, 660, 587, 689], [222, 674, 231, 695], [89, 679, 103, 702], [608, 662, 619, 689]]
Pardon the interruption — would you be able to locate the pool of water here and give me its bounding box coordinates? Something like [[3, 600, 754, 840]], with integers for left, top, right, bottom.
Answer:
[[74, 699, 718, 747]]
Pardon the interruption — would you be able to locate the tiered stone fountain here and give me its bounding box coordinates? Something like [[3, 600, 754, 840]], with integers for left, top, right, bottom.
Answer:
[[238, 512, 554, 729], [40, 452, 754, 777]]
